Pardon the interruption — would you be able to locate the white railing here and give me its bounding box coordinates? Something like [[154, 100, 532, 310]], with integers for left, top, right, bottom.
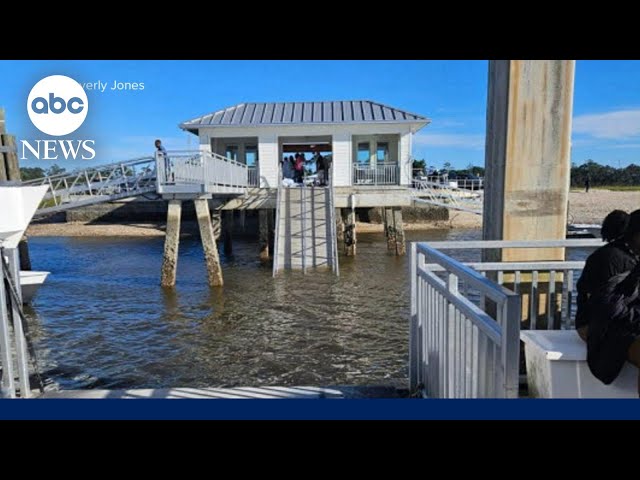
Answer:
[[353, 163, 399, 185], [272, 162, 284, 277], [156, 151, 248, 193], [411, 239, 604, 398], [328, 164, 339, 276], [411, 242, 522, 398], [247, 166, 259, 187], [412, 178, 483, 215], [422, 239, 603, 330], [24, 156, 157, 216]]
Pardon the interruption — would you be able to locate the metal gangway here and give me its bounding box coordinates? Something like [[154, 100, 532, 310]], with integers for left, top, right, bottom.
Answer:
[[272, 165, 339, 276], [411, 178, 484, 215], [23, 151, 249, 218]]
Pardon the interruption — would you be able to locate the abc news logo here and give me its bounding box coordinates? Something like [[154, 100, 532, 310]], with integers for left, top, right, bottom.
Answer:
[[21, 75, 95, 160]]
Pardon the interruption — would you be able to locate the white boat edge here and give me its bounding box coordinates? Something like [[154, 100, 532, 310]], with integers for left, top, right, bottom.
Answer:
[[19, 270, 50, 304]]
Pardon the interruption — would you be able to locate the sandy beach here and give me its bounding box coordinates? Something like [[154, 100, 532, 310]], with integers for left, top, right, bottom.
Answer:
[[25, 190, 639, 237]]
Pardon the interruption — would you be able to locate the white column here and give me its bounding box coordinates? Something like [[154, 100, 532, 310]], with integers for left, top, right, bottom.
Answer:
[[332, 132, 352, 186], [258, 133, 278, 188]]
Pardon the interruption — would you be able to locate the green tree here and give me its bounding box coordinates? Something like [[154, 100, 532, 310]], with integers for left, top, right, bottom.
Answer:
[[19, 167, 46, 181], [443, 162, 452, 171], [46, 164, 66, 176]]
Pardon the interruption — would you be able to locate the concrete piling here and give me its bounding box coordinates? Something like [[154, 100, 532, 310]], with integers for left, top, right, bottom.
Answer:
[[195, 199, 223, 287], [160, 200, 182, 287], [392, 207, 406, 255], [222, 210, 233, 257], [343, 208, 357, 256], [259, 209, 270, 261]]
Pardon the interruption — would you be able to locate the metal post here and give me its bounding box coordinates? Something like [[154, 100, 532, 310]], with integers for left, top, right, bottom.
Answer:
[[446, 272, 458, 398], [0, 249, 16, 398], [409, 242, 418, 391], [502, 294, 521, 398], [7, 249, 30, 397]]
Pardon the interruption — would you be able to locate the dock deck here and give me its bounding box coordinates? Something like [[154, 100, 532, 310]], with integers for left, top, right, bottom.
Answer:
[[39, 385, 408, 399]]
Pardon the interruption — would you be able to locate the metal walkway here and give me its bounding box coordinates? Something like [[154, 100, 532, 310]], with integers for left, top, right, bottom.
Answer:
[[412, 178, 483, 215], [272, 166, 339, 276], [23, 151, 249, 218]]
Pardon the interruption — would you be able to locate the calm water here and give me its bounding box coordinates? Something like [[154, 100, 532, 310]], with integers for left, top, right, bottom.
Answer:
[[25, 228, 482, 390]]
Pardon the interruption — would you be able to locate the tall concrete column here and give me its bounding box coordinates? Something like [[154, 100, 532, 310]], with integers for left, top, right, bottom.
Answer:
[[160, 200, 182, 287], [483, 60, 575, 260], [195, 199, 224, 287], [483, 60, 575, 327]]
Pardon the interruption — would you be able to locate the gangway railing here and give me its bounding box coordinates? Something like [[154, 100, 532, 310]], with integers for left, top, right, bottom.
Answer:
[[24, 156, 157, 217], [156, 150, 248, 195], [411, 242, 521, 398], [410, 238, 603, 398], [412, 178, 483, 215]]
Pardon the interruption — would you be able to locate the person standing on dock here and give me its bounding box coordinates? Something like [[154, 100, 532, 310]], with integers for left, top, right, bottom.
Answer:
[[155, 139, 173, 183]]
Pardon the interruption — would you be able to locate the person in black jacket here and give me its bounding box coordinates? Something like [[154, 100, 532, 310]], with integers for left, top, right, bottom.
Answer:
[[582, 210, 640, 394], [575, 210, 636, 341]]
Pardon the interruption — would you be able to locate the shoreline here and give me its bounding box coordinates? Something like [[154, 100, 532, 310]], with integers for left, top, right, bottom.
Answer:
[[26, 190, 639, 238]]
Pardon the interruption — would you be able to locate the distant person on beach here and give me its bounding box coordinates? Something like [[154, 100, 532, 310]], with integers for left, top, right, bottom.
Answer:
[[585, 175, 591, 193], [155, 139, 173, 183], [580, 210, 640, 392]]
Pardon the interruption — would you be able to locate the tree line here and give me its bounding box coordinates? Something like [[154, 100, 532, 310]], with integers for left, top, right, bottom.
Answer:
[[571, 160, 640, 187], [20, 164, 66, 181]]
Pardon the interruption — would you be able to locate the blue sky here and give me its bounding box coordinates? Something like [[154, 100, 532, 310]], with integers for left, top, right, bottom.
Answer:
[[1, 60, 639, 170]]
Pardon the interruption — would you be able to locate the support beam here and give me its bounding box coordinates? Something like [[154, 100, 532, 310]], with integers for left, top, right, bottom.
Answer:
[[0, 252, 16, 398], [7, 249, 30, 398], [483, 60, 575, 261], [483, 60, 575, 327], [222, 210, 233, 257], [195, 199, 223, 287], [384, 207, 396, 252], [392, 207, 406, 255], [336, 208, 344, 243], [1, 134, 19, 181], [343, 208, 357, 256], [160, 200, 182, 287], [259, 209, 270, 261]]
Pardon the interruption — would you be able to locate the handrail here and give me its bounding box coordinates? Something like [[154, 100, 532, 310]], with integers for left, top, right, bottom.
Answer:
[[328, 162, 339, 276], [272, 161, 283, 277], [411, 241, 522, 398], [301, 183, 307, 274]]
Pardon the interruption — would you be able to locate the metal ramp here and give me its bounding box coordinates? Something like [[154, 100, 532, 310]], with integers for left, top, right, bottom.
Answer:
[[22, 151, 249, 218], [412, 178, 483, 215], [273, 184, 339, 276]]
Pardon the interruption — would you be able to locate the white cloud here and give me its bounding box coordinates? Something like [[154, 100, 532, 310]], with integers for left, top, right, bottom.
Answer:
[[414, 133, 485, 149], [573, 109, 640, 139]]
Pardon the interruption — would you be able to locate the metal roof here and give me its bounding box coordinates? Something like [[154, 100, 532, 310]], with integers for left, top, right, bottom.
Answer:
[[180, 100, 430, 131]]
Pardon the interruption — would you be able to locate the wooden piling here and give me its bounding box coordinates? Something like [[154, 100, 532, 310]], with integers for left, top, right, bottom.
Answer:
[[195, 199, 223, 287], [160, 200, 182, 287]]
